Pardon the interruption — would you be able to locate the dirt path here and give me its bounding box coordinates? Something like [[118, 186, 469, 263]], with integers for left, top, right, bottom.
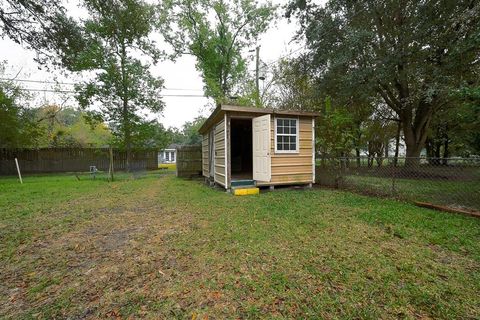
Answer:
[[2, 176, 195, 319], [2, 174, 479, 319]]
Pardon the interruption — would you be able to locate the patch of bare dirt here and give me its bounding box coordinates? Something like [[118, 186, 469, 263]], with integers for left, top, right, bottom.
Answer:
[[1, 177, 196, 319]]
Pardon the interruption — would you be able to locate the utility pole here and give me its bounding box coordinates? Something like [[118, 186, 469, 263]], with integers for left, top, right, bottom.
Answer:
[[255, 46, 260, 107]]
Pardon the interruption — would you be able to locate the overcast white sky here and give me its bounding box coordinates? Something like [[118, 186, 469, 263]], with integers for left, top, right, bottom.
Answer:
[[0, 0, 324, 129]]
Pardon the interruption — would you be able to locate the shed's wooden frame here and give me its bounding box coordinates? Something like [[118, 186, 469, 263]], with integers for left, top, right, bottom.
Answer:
[[199, 105, 318, 190]]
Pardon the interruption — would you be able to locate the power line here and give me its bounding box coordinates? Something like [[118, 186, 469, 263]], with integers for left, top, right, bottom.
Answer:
[[0, 78, 204, 91], [15, 87, 207, 97], [0, 78, 77, 85], [18, 88, 74, 93], [264, 46, 306, 68]]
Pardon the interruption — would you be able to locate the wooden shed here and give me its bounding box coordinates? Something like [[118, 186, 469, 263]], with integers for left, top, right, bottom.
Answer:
[[198, 105, 318, 190]]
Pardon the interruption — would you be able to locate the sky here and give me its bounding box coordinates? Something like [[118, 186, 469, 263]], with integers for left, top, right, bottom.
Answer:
[[0, 0, 322, 129]]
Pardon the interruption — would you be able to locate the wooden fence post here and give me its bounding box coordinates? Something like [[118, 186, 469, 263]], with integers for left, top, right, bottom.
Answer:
[[109, 147, 114, 182], [15, 158, 23, 184]]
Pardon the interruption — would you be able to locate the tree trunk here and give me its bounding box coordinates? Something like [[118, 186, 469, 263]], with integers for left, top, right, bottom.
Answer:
[[401, 107, 432, 167], [394, 121, 401, 167], [434, 140, 441, 158], [355, 148, 361, 167], [442, 133, 449, 165], [384, 138, 389, 158], [120, 42, 131, 172], [404, 140, 424, 166], [404, 126, 424, 167], [124, 108, 131, 171], [378, 77, 435, 168], [367, 142, 372, 167]]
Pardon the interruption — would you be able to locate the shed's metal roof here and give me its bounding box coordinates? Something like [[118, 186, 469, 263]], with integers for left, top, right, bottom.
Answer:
[[198, 104, 319, 134]]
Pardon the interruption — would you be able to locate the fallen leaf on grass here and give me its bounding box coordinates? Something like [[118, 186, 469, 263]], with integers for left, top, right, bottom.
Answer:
[[106, 309, 121, 318]]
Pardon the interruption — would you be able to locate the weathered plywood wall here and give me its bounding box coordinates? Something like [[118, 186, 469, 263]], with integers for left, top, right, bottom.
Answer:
[[202, 134, 209, 177], [214, 118, 226, 187]]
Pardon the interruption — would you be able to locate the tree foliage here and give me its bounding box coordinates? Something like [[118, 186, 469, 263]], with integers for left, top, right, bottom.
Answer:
[[0, 1, 90, 69], [316, 96, 355, 157], [168, 116, 206, 146], [160, 0, 276, 102], [34, 105, 113, 147], [0, 64, 40, 148], [178, 116, 205, 145], [270, 59, 318, 111], [74, 0, 164, 164], [288, 0, 480, 163], [426, 87, 480, 158]]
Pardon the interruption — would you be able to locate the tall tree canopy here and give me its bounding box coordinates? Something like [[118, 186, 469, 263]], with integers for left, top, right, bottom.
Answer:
[[0, 66, 40, 148], [0, 1, 88, 68], [288, 0, 480, 164], [160, 0, 276, 103], [0, 1, 64, 49], [75, 0, 164, 168], [34, 105, 113, 147]]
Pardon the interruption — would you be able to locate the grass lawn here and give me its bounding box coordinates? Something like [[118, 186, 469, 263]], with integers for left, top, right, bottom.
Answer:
[[158, 163, 176, 171], [343, 175, 480, 210], [1, 172, 479, 319]]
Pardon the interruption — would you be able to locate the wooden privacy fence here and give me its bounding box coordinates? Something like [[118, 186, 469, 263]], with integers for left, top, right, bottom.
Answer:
[[0, 148, 158, 175], [176, 145, 202, 178]]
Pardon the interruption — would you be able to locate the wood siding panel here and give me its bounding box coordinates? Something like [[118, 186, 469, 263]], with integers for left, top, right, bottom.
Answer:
[[208, 112, 314, 187], [270, 116, 313, 184], [271, 165, 312, 175], [214, 119, 226, 186], [202, 134, 209, 177]]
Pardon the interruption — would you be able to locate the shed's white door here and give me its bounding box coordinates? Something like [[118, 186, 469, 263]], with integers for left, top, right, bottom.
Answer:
[[252, 114, 271, 182]]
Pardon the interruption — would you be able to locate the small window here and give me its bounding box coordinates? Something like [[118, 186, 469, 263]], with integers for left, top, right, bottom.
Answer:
[[165, 152, 170, 161], [171, 151, 175, 162], [275, 118, 298, 153]]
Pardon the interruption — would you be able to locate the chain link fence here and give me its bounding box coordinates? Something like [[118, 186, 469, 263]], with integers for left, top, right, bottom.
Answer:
[[315, 157, 480, 212]]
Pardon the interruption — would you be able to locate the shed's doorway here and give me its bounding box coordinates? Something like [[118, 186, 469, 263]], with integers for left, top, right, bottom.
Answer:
[[230, 118, 253, 180]]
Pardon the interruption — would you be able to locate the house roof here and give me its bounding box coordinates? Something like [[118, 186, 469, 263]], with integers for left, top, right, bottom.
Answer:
[[198, 104, 320, 134], [167, 143, 181, 149], [160, 144, 180, 151]]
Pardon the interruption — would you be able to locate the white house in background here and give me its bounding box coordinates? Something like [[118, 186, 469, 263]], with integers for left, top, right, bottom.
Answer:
[[159, 144, 179, 164]]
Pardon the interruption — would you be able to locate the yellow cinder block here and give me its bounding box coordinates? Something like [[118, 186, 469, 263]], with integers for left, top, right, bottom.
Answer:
[[233, 188, 259, 196]]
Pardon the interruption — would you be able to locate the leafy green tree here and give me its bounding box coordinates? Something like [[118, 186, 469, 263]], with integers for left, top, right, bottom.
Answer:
[[288, 0, 480, 165], [426, 88, 480, 159], [363, 115, 398, 166], [116, 120, 170, 149], [456, 87, 480, 155], [317, 96, 355, 157], [167, 116, 206, 146], [270, 59, 319, 111], [34, 105, 113, 147], [160, 0, 276, 103], [166, 127, 184, 145], [68, 117, 112, 147], [0, 1, 90, 69], [271, 58, 378, 163], [180, 116, 206, 145], [0, 65, 40, 148], [1, 0, 61, 45], [75, 0, 164, 169]]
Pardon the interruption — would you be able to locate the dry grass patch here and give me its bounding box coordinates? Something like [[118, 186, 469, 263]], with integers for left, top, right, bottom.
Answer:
[[0, 173, 479, 319]]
